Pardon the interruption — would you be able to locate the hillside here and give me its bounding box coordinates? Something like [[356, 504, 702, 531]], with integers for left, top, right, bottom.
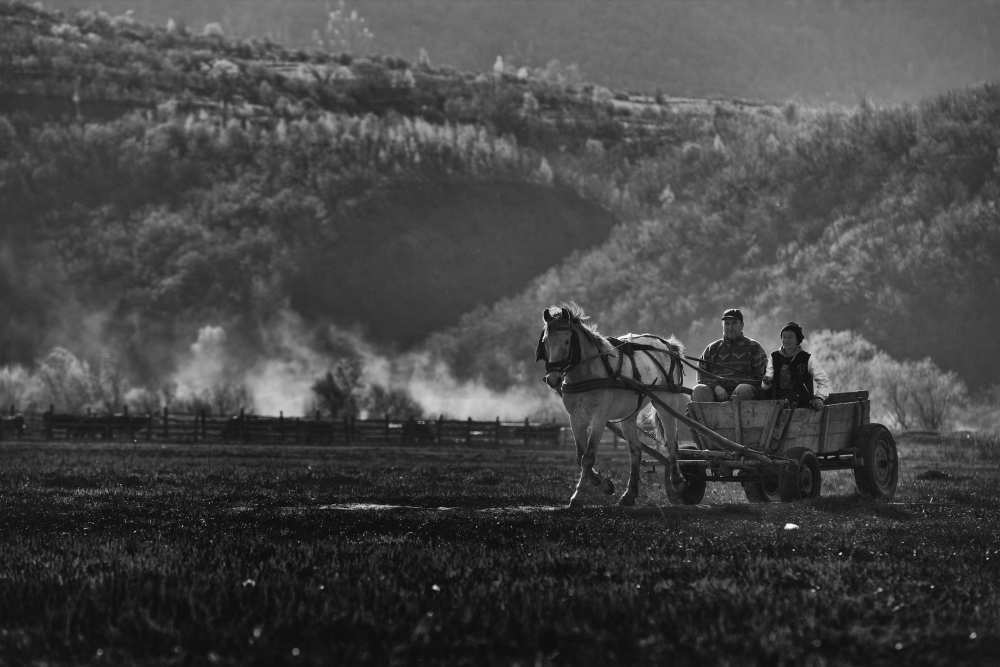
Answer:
[[1, 1, 999, 421], [288, 181, 615, 348], [428, 88, 1000, 396], [40, 0, 1000, 106]]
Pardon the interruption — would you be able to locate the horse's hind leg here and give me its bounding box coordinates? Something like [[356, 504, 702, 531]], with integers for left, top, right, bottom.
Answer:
[[618, 418, 642, 506], [655, 392, 690, 503]]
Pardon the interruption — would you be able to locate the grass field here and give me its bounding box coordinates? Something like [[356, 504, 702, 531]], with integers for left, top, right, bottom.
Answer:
[[1, 434, 998, 666]]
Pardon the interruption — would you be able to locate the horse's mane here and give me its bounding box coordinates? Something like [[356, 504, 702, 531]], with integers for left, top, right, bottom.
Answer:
[[550, 302, 686, 357], [552, 302, 616, 355]]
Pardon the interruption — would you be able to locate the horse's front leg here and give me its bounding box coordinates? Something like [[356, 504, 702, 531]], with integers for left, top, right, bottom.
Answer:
[[568, 411, 615, 507]]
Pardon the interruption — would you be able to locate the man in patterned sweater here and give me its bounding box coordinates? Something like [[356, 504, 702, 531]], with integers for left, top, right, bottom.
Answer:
[[691, 308, 768, 402]]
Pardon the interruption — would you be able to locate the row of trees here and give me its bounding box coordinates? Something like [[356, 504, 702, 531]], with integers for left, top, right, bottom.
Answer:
[[808, 331, 970, 433]]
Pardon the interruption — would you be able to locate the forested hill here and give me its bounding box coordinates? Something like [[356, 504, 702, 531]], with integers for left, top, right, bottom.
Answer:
[[432, 85, 1000, 394], [1, 1, 999, 417], [431, 81, 1000, 394]]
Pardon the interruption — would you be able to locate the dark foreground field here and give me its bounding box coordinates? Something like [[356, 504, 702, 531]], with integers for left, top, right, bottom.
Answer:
[[1, 435, 998, 666]]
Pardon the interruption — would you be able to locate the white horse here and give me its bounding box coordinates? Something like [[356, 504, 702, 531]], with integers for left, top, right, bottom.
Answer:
[[536, 303, 691, 506]]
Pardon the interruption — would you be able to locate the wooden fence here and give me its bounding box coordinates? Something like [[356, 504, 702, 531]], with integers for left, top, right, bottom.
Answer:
[[0, 406, 568, 448]]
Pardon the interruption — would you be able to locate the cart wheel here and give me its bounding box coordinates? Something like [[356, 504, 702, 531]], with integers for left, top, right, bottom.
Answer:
[[783, 447, 822, 500], [852, 424, 898, 500], [668, 465, 707, 505], [741, 470, 782, 503]]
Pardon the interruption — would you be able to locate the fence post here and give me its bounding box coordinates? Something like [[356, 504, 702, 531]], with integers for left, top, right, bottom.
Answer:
[[384, 414, 390, 444], [278, 411, 284, 444], [200, 409, 206, 441], [124, 404, 132, 442], [146, 411, 153, 441], [436, 414, 443, 445], [239, 407, 246, 443], [465, 417, 472, 446], [523, 417, 530, 447], [494, 417, 500, 447], [343, 416, 350, 445], [162, 406, 169, 439], [404, 416, 414, 445]]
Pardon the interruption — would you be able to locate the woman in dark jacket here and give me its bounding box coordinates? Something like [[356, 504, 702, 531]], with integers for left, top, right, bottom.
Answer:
[[762, 322, 830, 409]]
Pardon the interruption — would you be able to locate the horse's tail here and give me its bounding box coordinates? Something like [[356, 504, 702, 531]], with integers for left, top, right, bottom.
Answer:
[[653, 410, 665, 444]]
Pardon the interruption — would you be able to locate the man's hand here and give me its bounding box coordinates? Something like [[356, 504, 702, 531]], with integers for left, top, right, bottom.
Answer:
[[713, 385, 728, 401], [810, 397, 825, 410]]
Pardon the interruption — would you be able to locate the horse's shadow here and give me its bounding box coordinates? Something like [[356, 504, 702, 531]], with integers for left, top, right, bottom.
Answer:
[[808, 494, 915, 520], [557, 502, 765, 521], [556, 494, 916, 522]]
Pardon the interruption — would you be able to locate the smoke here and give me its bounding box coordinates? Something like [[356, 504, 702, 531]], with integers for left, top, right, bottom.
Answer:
[[243, 312, 330, 416], [394, 354, 555, 421], [172, 325, 233, 398], [167, 309, 559, 420], [170, 314, 325, 415]]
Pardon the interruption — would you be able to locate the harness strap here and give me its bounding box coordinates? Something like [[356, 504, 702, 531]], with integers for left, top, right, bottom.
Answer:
[[544, 324, 692, 399]]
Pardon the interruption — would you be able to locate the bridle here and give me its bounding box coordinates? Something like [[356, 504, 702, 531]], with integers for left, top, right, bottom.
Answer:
[[538, 319, 584, 374]]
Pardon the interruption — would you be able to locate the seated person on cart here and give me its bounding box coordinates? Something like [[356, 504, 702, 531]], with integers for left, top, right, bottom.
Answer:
[[691, 308, 768, 402], [761, 321, 830, 410]]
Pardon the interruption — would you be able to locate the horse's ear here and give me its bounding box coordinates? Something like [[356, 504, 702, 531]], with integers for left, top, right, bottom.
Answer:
[[543, 307, 554, 322], [535, 331, 547, 361]]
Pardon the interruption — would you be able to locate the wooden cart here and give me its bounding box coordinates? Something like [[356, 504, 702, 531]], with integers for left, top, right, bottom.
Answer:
[[674, 391, 899, 503], [611, 386, 899, 504]]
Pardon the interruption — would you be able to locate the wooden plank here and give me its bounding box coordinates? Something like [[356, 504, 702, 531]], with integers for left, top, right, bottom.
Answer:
[[694, 403, 735, 431], [687, 403, 708, 450], [688, 400, 792, 452], [818, 406, 831, 452], [823, 404, 857, 452], [731, 400, 743, 445], [784, 410, 823, 438], [758, 402, 786, 453]]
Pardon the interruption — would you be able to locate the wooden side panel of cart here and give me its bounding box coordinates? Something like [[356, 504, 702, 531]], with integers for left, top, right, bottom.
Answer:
[[687, 391, 870, 455]]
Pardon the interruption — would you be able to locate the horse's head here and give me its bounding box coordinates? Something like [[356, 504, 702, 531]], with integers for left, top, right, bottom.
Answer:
[[536, 305, 580, 376]]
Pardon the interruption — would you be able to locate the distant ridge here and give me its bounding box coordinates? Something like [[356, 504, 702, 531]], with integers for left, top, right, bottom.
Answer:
[[38, 0, 1000, 105]]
